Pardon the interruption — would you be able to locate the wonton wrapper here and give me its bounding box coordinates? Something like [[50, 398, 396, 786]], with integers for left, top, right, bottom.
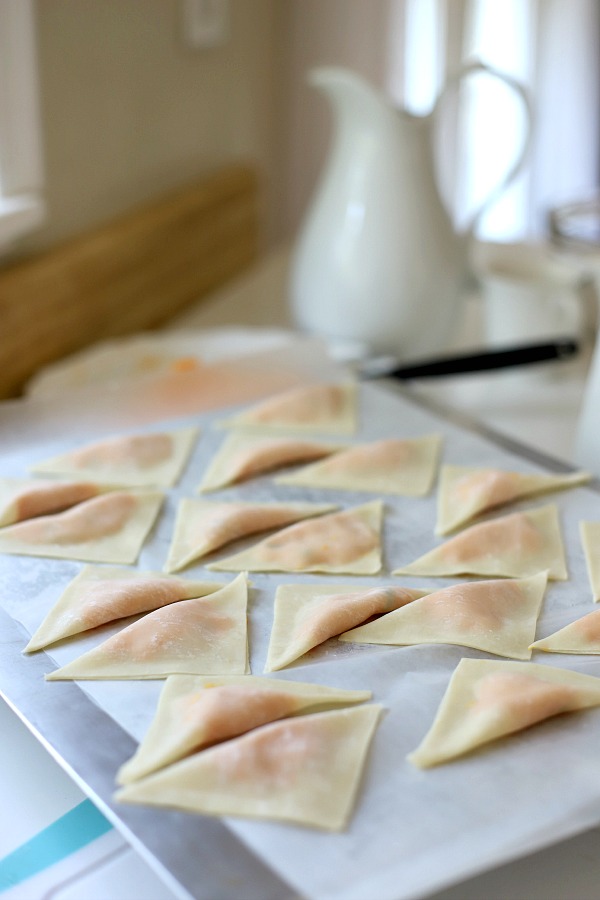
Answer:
[[276, 435, 441, 497], [530, 606, 600, 655], [25, 565, 225, 653], [197, 432, 339, 493], [393, 504, 567, 580], [218, 382, 357, 434], [45, 573, 249, 680], [266, 583, 429, 672], [208, 501, 383, 575], [408, 658, 600, 767], [31, 427, 198, 488], [0, 491, 164, 564], [581, 521, 600, 602], [164, 499, 337, 573], [436, 464, 589, 535], [340, 572, 548, 660], [0, 477, 112, 527], [117, 674, 371, 784], [116, 703, 382, 831]]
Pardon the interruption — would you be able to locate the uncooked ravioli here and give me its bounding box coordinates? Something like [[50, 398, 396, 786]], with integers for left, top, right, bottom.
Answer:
[[164, 499, 337, 572], [207, 501, 383, 575], [580, 521, 600, 601], [217, 382, 357, 434], [25, 565, 224, 652], [265, 583, 428, 672], [276, 435, 441, 496], [436, 464, 589, 534], [530, 605, 600, 655], [393, 504, 567, 580], [116, 704, 382, 831], [197, 432, 339, 492], [45, 573, 249, 680], [340, 572, 548, 660], [30, 427, 198, 487], [0, 477, 108, 527], [0, 490, 164, 564], [117, 674, 371, 784], [408, 658, 600, 767]]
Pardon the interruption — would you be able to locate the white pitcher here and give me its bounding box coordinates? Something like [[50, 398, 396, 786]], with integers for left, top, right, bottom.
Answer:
[[290, 63, 533, 359]]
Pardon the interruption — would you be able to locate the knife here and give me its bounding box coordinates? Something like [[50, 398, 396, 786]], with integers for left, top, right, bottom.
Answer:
[[359, 338, 580, 381]]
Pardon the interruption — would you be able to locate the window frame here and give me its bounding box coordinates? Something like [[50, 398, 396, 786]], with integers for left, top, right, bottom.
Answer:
[[0, 0, 44, 248]]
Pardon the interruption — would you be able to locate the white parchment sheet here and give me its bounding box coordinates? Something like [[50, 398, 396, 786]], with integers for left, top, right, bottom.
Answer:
[[3, 380, 600, 900]]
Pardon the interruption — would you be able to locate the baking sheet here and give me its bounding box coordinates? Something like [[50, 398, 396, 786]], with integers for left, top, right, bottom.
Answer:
[[2, 377, 600, 900]]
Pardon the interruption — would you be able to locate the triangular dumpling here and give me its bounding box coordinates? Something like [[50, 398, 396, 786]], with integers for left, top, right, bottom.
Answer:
[[393, 505, 567, 580], [0, 490, 164, 564], [275, 435, 441, 496], [164, 499, 337, 573], [530, 607, 600, 655], [117, 674, 371, 784], [197, 432, 339, 493], [436, 464, 589, 534], [340, 572, 547, 660], [218, 382, 357, 434], [31, 427, 198, 487], [0, 477, 111, 527], [581, 521, 600, 601], [207, 501, 383, 575], [45, 573, 249, 680], [24, 566, 225, 652], [116, 704, 382, 831], [408, 658, 600, 767], [265, 583, 428, 672]]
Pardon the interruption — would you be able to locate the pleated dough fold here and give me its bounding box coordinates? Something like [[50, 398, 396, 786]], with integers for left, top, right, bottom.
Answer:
[[408, 658, 600, 767], [276, 435, 441, 496], [25, 565, 224, 652], [217, 382, 357, 434], [116, 703, 382, 831], [0, 490, 164, 564], [436, 465, 589, 535], [265, 583, 428, 672], [207, 501, 383, 575], [45, 573, 249, 680], [340, 572, 548, 660], [393, 504, 567, 580], [117, 674, 371, 784], [164, 499, 337, 573], [31, 427, 198, 487]]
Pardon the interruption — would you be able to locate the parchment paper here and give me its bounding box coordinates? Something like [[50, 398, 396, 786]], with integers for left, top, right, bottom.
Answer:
[[2, 376, 600, 900]]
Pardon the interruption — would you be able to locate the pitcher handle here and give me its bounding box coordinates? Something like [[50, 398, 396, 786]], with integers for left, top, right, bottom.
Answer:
[[432, 59, 534, 237]]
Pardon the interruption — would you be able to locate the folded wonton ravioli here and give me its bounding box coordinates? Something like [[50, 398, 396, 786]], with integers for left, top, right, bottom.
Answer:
[[117, 674, 371, 784], [0, 477, 111, 527], [530, 606, 600, 655], [436, 464, 589, 534], [207, 501, 383, 575], [115, 703, 382, 831], [581, 521, 600, 601], [25, 565, 225, 653], [30, 427, 198, 487], [275, 435, 441, 496], [266, 583, 428, 672], [164, 499, 337, 573], [197, 432, 339, 493], [218, 382, 357, 434], [408, 658, 600, 767], [393, 504, 567, 580], [0, 490, 164, 564], [340, 572, 548, 660], [45, 573, 249, 680]]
